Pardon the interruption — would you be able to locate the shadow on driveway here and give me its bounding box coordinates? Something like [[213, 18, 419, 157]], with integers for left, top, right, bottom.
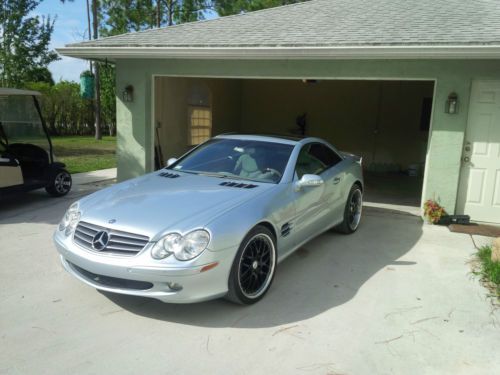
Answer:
[[103, 206, 422, 328], [0, 180, 113, 225]]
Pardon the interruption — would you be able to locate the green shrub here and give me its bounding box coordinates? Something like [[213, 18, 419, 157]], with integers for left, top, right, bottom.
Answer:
[[475, 246, 500, 299]]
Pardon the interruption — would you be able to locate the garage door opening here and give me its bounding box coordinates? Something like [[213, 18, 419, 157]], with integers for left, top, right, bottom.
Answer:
[[153, 77, 434, 210]]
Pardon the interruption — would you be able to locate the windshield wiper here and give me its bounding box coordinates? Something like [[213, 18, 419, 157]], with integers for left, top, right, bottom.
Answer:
[[196, 171, 254, 181]]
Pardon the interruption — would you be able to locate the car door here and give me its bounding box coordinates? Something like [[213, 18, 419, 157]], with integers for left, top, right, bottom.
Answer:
[[291, 142, 344, 245], [308, 143, 347, 224]]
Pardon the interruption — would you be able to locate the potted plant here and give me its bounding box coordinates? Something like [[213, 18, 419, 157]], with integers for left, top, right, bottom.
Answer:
[[423, 199, 447, 224]]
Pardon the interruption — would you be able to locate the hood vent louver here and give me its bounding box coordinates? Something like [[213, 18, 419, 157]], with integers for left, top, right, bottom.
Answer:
[[159, 172, 180, 179], [220, 181, 258, 189]]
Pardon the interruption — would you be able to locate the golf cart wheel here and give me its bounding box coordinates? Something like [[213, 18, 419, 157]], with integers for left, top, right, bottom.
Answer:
[[336, 183, 363, 234], [226, 225, 277, 305], [46, 168, 72, 197]]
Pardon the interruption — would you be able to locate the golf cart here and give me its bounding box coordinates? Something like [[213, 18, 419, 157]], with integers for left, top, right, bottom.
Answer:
[[0, 88, 72, 197]]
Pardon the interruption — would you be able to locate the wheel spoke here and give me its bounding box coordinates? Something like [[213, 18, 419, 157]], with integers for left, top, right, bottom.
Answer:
[[238, 233, 275, 298]]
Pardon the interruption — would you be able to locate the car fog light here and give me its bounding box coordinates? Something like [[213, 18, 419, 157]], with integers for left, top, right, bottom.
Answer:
[[167, 282, 182, 291]]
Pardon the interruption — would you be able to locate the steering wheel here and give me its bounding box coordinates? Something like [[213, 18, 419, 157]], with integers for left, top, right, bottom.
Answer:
[[265, 168, 282, 179]]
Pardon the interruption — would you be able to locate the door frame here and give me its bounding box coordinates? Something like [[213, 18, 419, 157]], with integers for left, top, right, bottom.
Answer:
[[151, 74, 437, 210], [455, 79, 500, 223]]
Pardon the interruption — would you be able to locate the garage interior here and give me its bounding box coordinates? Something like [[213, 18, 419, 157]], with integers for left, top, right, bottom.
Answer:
[[154, 77, 434, 210]]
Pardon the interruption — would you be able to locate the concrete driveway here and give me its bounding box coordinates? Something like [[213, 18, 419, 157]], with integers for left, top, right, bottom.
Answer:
[[0, 179, 498, 375]]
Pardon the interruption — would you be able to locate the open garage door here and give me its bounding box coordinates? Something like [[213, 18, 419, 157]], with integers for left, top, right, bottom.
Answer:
[[154, 77, 434, 211]]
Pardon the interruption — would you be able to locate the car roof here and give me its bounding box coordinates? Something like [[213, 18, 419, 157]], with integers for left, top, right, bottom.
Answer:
[[0, 88, 41, 96], [216, 133, 319, 146]]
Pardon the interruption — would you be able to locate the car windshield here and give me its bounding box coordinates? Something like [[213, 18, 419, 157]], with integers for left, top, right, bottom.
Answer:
[[0, 95, 49, 152], [168, 138, 294, 183]]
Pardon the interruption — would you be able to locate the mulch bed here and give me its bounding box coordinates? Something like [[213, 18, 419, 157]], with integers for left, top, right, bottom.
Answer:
[[448, 223, 500, 237]]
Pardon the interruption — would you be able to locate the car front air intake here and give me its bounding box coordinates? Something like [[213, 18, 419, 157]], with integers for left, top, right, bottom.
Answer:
[[158, 172, 180, 178], [220, 181, 258, 189]]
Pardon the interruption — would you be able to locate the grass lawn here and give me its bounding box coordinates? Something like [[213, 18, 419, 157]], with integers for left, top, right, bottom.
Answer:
[[52, 136, 116, 174], [475, 246, 500, 300]]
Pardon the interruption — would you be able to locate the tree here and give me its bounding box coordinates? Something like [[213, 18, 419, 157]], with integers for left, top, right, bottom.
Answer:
[[99, 64, 116, 136], [212, 0, 308, 16], [0, 0, 58, 87], [101, 0, 155, 36], [25, 67, 55, 86], [100, 0, 208, 34]]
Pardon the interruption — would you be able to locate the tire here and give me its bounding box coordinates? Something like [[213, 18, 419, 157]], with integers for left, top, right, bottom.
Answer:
[[46, 168, 72, 197], [226, 225, 277, 305], [336, 184, 363, 234]]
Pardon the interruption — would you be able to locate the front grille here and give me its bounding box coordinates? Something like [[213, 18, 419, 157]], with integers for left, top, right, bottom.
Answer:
[[69, 262, 153, 290], [73, 221, 149, 256]]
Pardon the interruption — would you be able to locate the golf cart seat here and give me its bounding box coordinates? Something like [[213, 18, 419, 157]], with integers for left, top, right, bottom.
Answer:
[[8, 143, 49, 182]]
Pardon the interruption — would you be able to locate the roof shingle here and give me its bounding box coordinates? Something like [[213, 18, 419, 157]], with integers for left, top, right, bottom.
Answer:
[[67, 0, 500, 49]]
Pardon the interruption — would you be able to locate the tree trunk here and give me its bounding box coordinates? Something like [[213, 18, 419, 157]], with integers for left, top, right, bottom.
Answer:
[[167, 0, 175, 26], [92, 0, 102, 140], [156, 0, 161, 28]]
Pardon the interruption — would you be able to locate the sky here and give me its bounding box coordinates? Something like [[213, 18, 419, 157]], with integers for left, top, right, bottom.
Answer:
[[35, 0, 219, 83], [36, 0, 90, 82]]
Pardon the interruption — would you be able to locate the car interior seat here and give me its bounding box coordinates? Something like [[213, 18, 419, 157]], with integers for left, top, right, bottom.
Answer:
[[235, 148, 261, 178]]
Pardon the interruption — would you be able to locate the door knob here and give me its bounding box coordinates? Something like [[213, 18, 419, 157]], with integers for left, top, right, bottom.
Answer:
[[463, 156, 470, 163]]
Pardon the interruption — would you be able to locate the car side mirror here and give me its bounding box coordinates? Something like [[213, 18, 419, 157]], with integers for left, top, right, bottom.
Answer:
[[166, 158, 178, 167], [296, 174, 324, 190]]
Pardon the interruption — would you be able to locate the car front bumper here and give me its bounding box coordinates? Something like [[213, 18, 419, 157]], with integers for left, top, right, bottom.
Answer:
[[54, 231, 236, 303]]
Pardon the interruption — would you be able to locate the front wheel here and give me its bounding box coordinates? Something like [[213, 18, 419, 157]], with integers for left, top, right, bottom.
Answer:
[[226, 225, 277, 305], [336, 184, 363, 234], [46, 168, 72, 197]]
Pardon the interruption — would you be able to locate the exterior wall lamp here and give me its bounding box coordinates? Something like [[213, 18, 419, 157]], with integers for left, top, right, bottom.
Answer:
[[122, 85, 134, 102], [445, 92, 459, 114]]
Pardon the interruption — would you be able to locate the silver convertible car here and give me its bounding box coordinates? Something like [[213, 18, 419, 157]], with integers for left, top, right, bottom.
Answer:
[[54, 135, 363, 304]]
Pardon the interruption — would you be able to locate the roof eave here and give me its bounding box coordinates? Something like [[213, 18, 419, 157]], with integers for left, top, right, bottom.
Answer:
[[56, 45, 500, 61]]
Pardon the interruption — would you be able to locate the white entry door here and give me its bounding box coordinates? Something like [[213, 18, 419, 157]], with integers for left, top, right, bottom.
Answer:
[[457, 80, 500, 223]]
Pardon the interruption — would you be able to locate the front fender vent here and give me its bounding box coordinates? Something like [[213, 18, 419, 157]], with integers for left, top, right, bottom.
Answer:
[[158, 172, 180, 179], [281, 223, 292, 237], [220, 181, 258, 189]]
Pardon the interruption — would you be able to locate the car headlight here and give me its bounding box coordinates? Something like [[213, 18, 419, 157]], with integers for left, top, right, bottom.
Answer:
[[59, 202, 81, 236], [151, 230, 210, 261]]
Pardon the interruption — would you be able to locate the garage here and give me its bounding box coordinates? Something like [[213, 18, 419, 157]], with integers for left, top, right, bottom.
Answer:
[[58, 0, 500, 223], [153, 77, 434, 209]]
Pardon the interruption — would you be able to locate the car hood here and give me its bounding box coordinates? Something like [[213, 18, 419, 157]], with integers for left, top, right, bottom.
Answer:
[[78, 171, 275, 239]]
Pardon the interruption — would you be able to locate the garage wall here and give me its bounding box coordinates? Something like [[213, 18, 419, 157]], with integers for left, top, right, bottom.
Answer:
[[240, 79, 433, 169], [154, 77, 241, 160]]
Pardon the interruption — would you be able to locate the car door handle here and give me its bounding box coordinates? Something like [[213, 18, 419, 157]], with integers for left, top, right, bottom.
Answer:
[[333, 177, 341, 185]]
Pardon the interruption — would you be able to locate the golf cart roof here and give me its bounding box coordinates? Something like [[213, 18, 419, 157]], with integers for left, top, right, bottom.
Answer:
[[0, 88, 41, 96]]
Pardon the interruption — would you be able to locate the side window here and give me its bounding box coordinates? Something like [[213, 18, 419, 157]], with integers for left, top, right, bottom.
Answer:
[[309, 143, 343, 168], [295, 143, 342, 179]]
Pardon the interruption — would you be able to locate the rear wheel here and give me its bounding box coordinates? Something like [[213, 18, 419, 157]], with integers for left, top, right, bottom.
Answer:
[[336, 184, 363, 234], [226, 225, 277, 305], [46, 168, 72, 197]]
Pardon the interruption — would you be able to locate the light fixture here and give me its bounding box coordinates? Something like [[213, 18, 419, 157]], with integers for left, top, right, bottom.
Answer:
[[445, 92, 458, 114], [302, 79, 319, 84], [122, 85, 134, 102]]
